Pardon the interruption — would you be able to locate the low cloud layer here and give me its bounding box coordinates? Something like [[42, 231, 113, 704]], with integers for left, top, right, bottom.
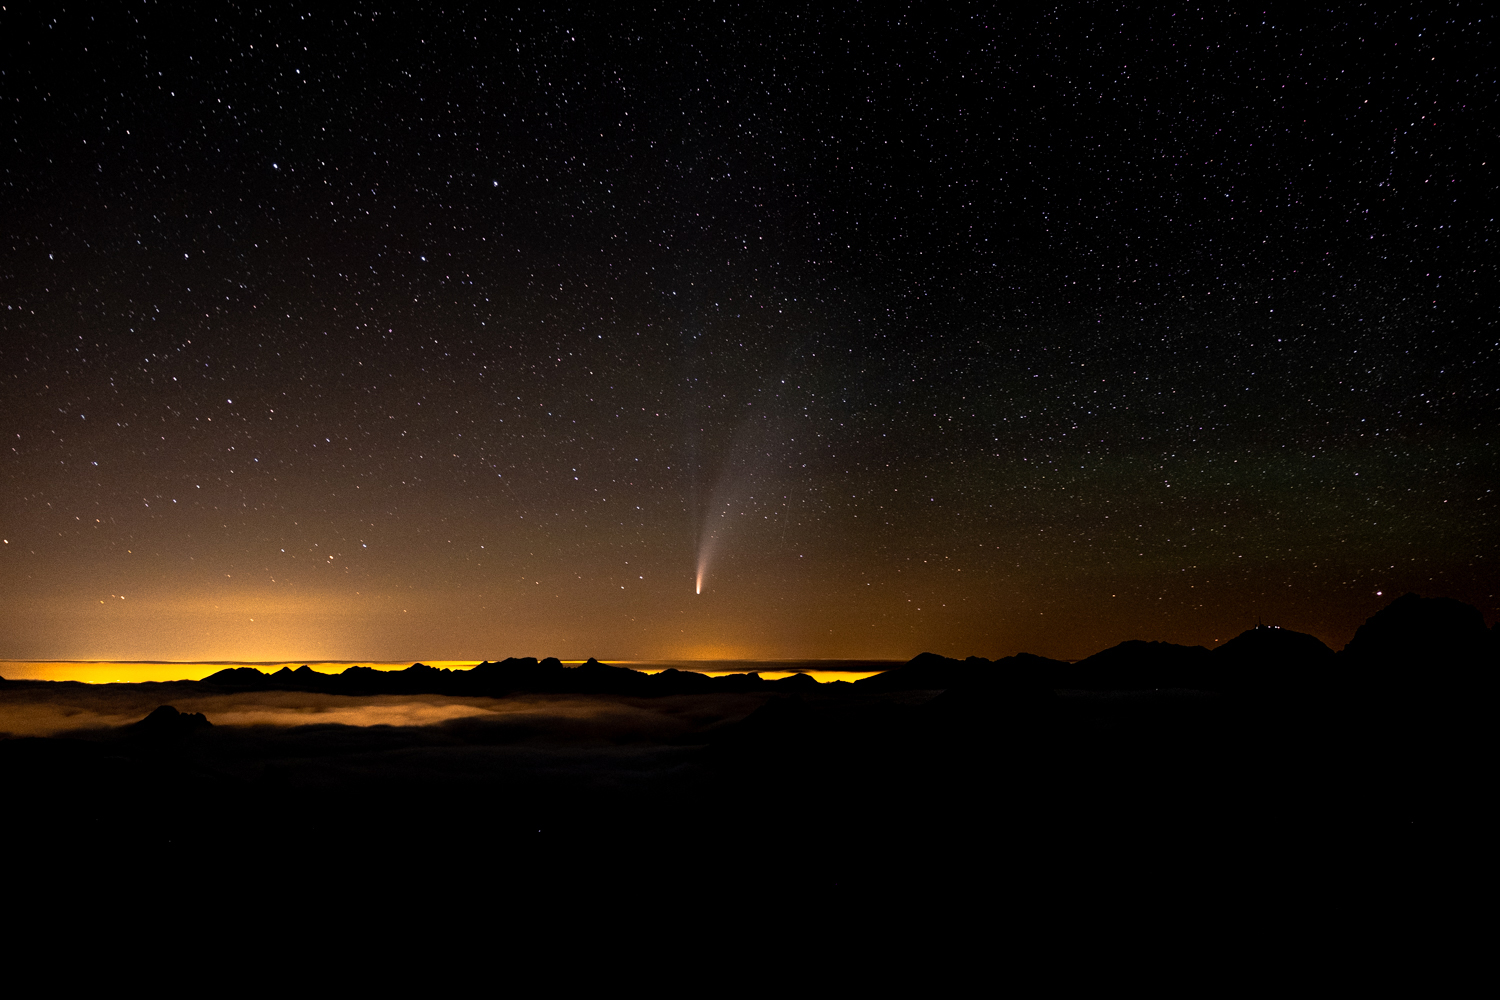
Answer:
[[0, 686, 765, 741]]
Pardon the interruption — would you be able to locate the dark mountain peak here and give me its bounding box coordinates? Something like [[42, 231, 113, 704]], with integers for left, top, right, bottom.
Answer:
[[857, 651, 1074, 692], [472, 657, 539, 674], [140, 705, 180, 726], [923, 654, 1065, 720], [540, 657, 563, 670], [132, 705, 211, 734], [576, 658, 637, 683], [1067, 639, 1213, 690], [1212, 625, 1335, 692], [855, 652, 969, 691], [1215, 625, 1334, 662], [1076, 639, 1211, 670], [775, 671, 818, 688], [230, 664, 334, 692], [1008, 652, 1069, 668], [992, 652, 1071, 690], [203, 666, 269, 686], [1093, 639, 1210, 657], [1342, 593, 1494, 682]]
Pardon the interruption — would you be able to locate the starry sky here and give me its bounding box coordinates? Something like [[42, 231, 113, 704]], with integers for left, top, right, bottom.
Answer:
[[1, 5, 1493, 663]]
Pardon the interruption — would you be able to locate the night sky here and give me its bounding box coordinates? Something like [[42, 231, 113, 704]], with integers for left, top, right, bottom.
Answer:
[[1, 5, 1493, 663]]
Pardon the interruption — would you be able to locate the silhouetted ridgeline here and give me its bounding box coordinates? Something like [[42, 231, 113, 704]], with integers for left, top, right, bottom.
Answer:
[[108, 592, 1480, 697], [196, 658, 824, 696], [0, 591, 1490, 946]]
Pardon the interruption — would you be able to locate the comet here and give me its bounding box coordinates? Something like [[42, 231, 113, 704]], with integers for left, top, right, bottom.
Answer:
[[695, 529, 718, 595]]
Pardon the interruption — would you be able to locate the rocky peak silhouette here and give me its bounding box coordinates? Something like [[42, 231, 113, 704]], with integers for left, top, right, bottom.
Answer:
[[1213, 626, 1335, 692], [1342, 592, 1495, 685], [134, 705, 211, 732], [1066, 639, 1213, 690]]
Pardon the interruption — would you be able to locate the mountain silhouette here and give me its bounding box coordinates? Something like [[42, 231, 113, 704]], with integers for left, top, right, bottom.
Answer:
[[2, 591, 1491, 949], [856, 652, 984, 690], [174, 593, 1493, 701], [199, 656, 819, 697], [133, 705, 212, 735], [1342, 592, 1496, 687], [125, 705, 212, 753], [1212, 625, 1335, 692], [1062, 639, 1213, 690]]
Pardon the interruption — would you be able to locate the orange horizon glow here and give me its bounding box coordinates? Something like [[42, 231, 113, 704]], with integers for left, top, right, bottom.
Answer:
[[0, 659, 894, 685], [5, 559, 1447, 667]]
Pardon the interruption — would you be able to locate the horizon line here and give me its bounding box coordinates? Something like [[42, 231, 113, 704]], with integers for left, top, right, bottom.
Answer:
[[0, 657, 911, 666]]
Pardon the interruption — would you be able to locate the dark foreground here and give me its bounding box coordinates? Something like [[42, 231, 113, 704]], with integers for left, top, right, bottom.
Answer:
[[2, 594, 1490, 970]]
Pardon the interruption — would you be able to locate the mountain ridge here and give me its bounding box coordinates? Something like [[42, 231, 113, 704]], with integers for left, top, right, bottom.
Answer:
[[2, 593, 1490, 697]]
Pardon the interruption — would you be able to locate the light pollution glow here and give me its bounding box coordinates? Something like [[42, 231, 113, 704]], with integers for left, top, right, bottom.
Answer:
[[10, 562, 988, 663], [0, 660, 889, 685]]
